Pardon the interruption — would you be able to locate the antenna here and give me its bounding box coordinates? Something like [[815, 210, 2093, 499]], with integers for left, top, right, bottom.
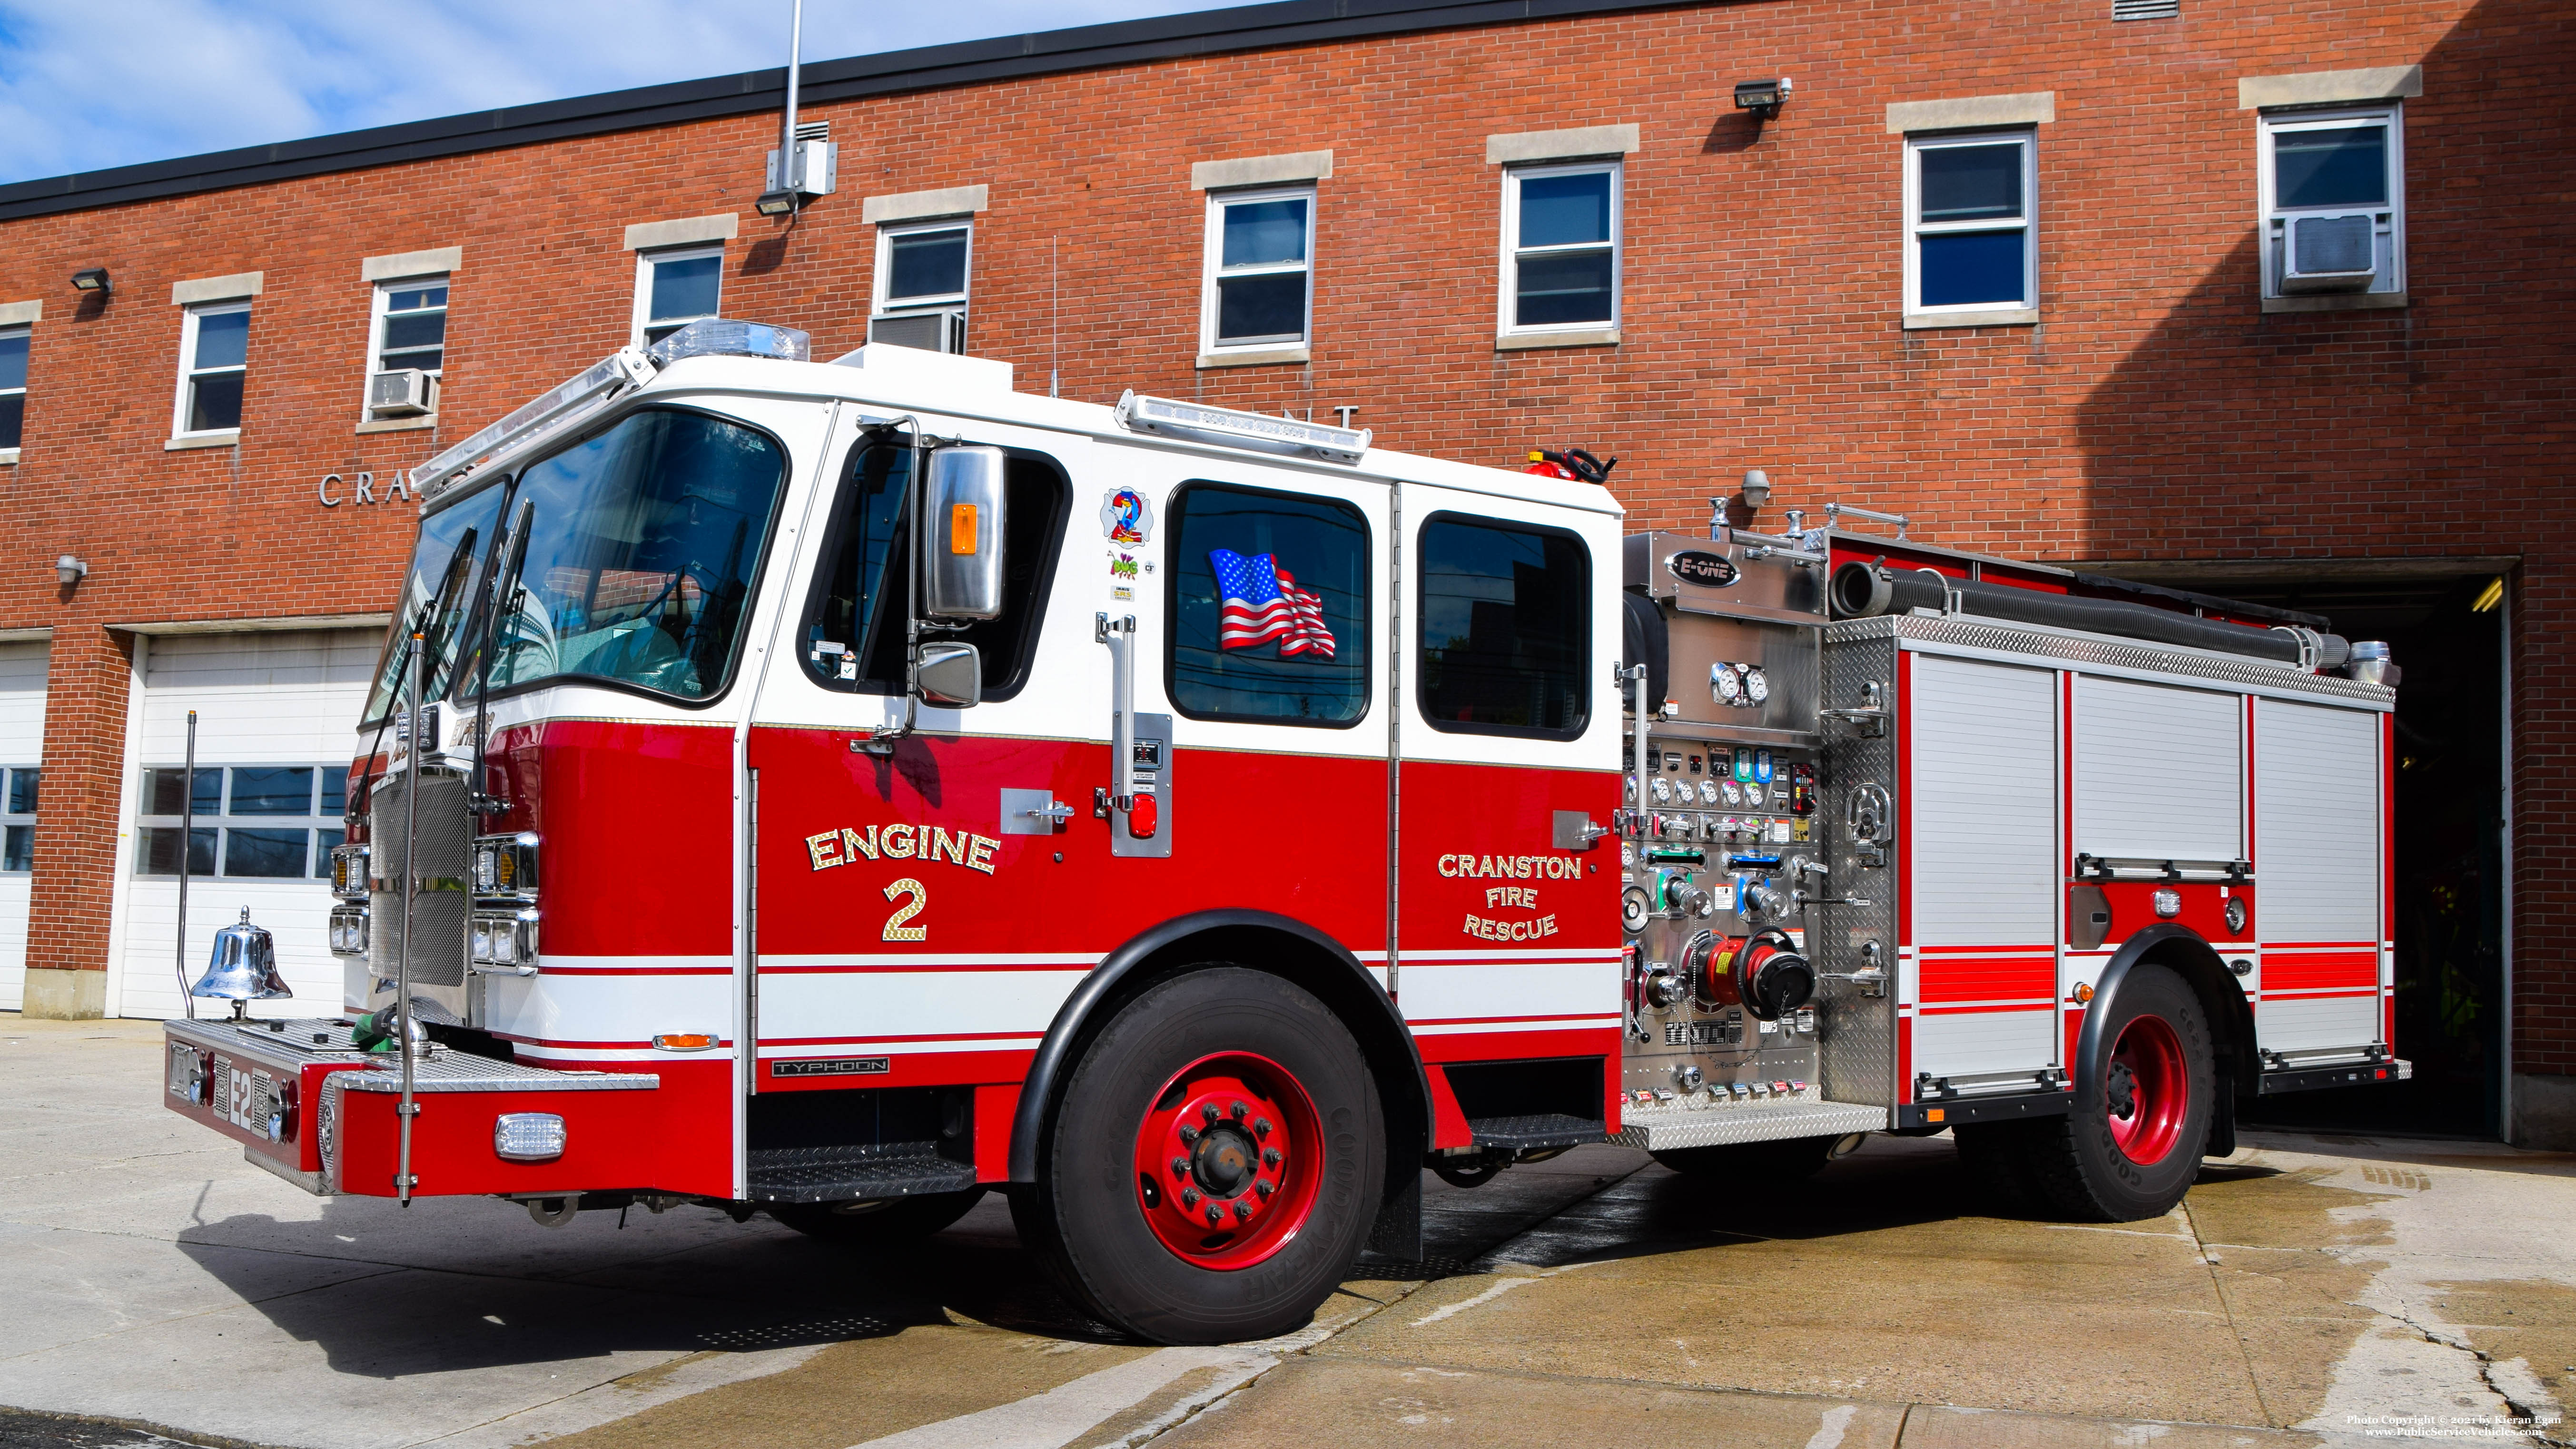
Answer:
[[754, 0, 836, 217]]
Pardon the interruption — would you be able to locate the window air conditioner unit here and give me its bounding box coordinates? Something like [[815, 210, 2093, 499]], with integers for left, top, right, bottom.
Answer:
[[2280, 213, 2378, 294], [368, 368, 439, 417], [868, 309, 967, 355]]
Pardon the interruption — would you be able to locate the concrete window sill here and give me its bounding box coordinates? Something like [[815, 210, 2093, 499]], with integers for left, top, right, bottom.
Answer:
[[0, 448, 18, 466], [165, 431, 241, 451], [1497, 327, 1620, 351], [2262, 291, 2407, 314], [1903, 308, 2039, 330], [1196, 346, 1311, 369], [356, 416, 438, 434]]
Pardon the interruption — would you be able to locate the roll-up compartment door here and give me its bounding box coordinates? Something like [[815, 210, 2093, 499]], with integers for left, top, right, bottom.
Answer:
[[0, 641, 47, 1011], [1907, 654, 2060, 1079], [2073, 675, 2242, 865], [2252, 697, 2383, 1051]]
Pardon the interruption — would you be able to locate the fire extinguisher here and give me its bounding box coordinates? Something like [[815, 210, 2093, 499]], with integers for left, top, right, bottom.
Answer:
[[1524, 447, 1618, 485]]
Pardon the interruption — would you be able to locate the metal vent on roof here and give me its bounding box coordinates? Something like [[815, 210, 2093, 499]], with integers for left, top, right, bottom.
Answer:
[[793, 120, 829, 142], [2113, 0, 2180, 17]]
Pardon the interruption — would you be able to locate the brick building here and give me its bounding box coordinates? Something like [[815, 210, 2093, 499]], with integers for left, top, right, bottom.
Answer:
[[0, 0, 2564, 1143]]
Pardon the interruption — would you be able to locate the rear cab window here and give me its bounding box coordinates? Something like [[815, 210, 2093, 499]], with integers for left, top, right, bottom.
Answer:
[[1417, 513, 1590, 739]]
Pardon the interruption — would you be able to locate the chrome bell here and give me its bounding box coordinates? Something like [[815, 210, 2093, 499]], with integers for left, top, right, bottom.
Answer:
[[190, 907, 292, 1016]]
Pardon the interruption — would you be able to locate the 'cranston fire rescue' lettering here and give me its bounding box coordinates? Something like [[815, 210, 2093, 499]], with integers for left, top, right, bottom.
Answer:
[[1436, 853, 1582, 879], [807, 824, 1000, 876]]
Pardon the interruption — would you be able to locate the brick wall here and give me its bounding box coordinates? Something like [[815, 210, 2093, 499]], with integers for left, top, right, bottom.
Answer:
[[0, 0, 2564, 1070]]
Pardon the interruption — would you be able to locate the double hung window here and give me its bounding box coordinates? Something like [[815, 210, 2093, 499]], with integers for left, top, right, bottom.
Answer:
[[1417, 516, 1590, 739], [0, 327, 26, 452], [1201, 188, 1313, 354], [374, 280, 448, 376], [1502, 163, 1620, 335], [2260, 107, 2404, 299], [176, 302, 251, 435], [1905, 132, 2037, 320], [1166, 483, 1368, 726], [870, 221, 971, 353], [1, 767, 34, 872], [135, 765, 347, 879], [635, 246, 722, 345]]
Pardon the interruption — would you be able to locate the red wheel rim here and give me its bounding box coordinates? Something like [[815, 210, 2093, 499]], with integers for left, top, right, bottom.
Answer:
[[1131, 1051, 1323, 1271], [2104, 1013, 2189, 1165]]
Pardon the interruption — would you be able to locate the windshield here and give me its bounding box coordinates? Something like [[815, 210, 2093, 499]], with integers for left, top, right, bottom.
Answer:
[[475, 407, 787, 701], [361, 406, 788, 724]]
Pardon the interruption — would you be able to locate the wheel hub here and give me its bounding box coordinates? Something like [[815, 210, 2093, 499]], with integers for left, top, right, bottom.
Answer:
[[2103, 1014, 2189, 1165], [1132, 1053, 1317, 1270]]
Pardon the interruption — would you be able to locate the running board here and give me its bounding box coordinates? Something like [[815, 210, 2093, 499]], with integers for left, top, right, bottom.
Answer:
[[745, 1143, 977, 1205], [1616, 1097, 1889, 1152]]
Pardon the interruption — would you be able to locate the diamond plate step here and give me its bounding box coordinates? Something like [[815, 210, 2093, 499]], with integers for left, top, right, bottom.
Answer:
[[1615, 1097, 1889, 1151]]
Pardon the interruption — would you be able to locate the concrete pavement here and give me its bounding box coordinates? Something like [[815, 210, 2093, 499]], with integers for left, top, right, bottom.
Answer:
[[2, 1013, 2569, 1449]]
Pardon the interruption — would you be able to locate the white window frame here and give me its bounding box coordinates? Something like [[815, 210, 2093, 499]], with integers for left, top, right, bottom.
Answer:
[[1, 765, 35, 874], [363, 276, 449, 413], [632, 244, 724, 348], [1498, 160, 1623, 340], [171, 300, 251, 441], [1199, 185, 1316, 355], [133, 762, 344, 881], [873, 218, 973, 318], [2257, 103, 2405, 300], [1902, 129, 2039, 325], [0, 325, 27, 459]]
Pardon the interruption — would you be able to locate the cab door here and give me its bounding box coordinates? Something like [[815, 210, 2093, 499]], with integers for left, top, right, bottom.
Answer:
[[1392, 482, 1625, 1148]]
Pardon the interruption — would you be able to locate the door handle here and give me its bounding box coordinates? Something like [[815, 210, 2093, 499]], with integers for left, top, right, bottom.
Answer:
[[1097, 612, 1138, 812]]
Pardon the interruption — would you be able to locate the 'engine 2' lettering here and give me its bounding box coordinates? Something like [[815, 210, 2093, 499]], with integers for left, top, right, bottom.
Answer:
[[807, 823, 1000, 875], [1438, 853, 1582, 879]]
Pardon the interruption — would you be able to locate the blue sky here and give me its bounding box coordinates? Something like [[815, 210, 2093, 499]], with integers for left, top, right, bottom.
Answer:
[[0, 0, 1215, 185]]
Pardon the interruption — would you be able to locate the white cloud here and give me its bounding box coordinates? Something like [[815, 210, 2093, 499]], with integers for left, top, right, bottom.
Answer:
[[0, 0, 1211, 184]]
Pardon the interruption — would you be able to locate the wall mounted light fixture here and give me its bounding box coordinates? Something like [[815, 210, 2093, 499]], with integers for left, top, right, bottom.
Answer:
[[69, 267, 111, 296], [1734, 78, 1793, 118], [56, 555, 88, 587]]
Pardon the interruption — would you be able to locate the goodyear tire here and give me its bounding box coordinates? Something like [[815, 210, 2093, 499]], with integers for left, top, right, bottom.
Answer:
[[2021, 962, 2215, 1221], [1011, 967, 1384, 1344], [1651, 1134, 1837, 1181], [772, 1187, 986, 1244]]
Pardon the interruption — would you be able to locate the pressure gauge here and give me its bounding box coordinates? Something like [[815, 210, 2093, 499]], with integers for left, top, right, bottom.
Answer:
[[1720, 780, 1744, 807], [1650, 777, 1672, 804], [1745, 668, 1770, 704], [1621, 842, 1637, 868], [1698, 779, 1721, 805], [1711, 663, 1743, 703]]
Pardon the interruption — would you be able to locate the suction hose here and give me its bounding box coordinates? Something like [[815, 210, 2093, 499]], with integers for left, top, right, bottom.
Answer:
[[1831, 562, 2349, 669]]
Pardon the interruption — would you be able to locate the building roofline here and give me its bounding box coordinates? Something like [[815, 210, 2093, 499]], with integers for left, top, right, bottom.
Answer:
[[0, 0, 1707, 223]]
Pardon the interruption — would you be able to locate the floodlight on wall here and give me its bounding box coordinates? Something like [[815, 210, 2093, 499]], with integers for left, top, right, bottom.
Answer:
[[56, 555, 88, 587], [1739, 468, 1773, 509], [70, 267, 111, 295], [1734, 77, 1792, 118]]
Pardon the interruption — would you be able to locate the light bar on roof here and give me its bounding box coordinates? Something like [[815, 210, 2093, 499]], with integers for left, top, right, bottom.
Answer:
[[1114, 391, 1372, 465], [414, 348, 658, 504]]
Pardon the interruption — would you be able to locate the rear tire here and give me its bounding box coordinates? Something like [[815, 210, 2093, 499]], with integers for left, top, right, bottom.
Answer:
[[1012, 967, 1384, 1345], [772, 1187, 985, 1244], [1651, 1134, 1837, 1181], [2021, 962, 2215, 1221], [1953, 1121, 2045, 1214]]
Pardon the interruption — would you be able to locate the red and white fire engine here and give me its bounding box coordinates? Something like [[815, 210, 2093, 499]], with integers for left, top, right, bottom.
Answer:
[[161, 320, 2402, 1345]]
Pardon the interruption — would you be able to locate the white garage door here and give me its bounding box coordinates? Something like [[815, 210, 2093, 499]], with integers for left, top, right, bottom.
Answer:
[[0, 641, 47, 1012], [117, 630, 381, 1020]]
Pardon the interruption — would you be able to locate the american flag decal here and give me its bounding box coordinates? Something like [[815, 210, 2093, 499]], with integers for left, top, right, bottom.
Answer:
[[1211, 549, 1336, 659]]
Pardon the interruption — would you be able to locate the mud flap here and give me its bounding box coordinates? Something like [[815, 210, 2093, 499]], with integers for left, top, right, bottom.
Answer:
[[2205, 1062, 2238, 1159], [1367, 1166, 1422, 1260]]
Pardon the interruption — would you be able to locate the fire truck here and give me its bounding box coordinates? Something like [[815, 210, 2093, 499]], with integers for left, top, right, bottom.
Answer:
[[161, 320, 2402, 1345]]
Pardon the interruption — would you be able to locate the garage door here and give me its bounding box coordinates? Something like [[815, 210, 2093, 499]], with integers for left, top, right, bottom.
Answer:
[[0, 641, 46, 1012], [117, 630, 381, 1019]]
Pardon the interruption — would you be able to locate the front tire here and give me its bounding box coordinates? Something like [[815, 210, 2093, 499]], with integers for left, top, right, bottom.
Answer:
[[2021, 962, 2215, 1221], [1012, 967, 1384, 1344]]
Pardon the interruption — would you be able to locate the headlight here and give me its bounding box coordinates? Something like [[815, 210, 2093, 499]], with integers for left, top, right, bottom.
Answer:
[[328, 904, 369, 957], [471, 908, 540, 971], [472, 833, 540, 901]]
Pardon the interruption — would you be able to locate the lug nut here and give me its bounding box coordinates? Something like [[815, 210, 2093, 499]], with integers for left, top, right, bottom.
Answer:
[[1255, 1180, 1274, 1198], [1229, 1101, 1248, 1120], [1253, 1117, 1272, 1138], [1181, 1187, 1200, 1208], [1234, 1200, 1252, 1221], [1178, 1124, 1200, 1146], [1263, 1147, 1282, 1167], [1201, 1104, 1219, 1125], [1172, 1155, 1190, 1177], [1204, 1203, 1224, 1226]]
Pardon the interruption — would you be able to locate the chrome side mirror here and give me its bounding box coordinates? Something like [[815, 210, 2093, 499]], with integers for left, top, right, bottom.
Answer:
[[916, 641, 982, 708], [922, 444, 1007, 620]]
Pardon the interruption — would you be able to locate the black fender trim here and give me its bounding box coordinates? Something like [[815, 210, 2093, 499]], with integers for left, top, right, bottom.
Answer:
[[1007, 908, 1431, 1186], [2076, 925, 2250, 1157], [1892, 1088, 2072, 1131]]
